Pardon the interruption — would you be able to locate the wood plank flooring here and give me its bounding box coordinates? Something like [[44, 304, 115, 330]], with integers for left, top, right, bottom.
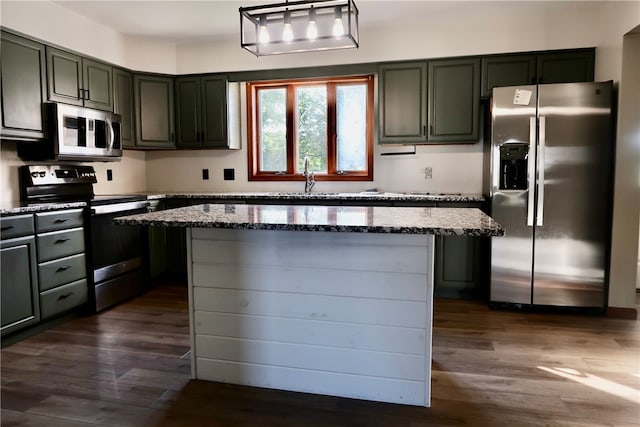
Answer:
[[2, 281, 639, 426]]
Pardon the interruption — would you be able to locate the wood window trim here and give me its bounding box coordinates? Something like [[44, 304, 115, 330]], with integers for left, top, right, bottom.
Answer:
[[247, 75, 374, 182]]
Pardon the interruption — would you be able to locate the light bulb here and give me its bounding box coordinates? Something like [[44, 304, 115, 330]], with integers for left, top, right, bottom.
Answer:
[[282, 11, 294, 42], [258, 16, 270, 44], [306, 8, 318, 40], [332, 6, 344, 38]]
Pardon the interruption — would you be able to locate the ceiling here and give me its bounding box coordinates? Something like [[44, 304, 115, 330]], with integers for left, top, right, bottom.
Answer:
[[50, 0, 605, 44]]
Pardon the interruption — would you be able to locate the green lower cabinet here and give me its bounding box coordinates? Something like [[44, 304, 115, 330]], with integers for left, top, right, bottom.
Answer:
[[1, 236, 40, 336], [148, 226, 167, 280], [434, 235, 482, 299]]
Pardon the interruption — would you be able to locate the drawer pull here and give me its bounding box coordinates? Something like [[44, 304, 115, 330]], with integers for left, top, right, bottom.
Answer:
[[56, 265, 73, 272], [54, 218, 70, 223], [1, 226, 14, 231], [55, 238, 71, 244], [57, 292, 73, 300]]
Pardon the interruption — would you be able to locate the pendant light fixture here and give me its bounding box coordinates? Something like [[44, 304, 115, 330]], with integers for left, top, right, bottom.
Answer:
[[306, 7, 318, 40], [332, 6, 344, 37], [258, 16, 270, 44], [240, 0, 359, 56]]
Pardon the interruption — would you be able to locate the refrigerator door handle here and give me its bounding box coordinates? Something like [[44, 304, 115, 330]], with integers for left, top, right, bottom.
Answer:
[[527, 116, 537, 227], [537, 116, 546, 226]]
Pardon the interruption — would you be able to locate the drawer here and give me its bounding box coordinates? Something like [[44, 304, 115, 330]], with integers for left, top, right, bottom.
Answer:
[[38, 253, 86, 292], [35, 209, 84, 233], [40, 279, 87, 320], [1, 214, 35, 240], [37, 228, 85, 262]]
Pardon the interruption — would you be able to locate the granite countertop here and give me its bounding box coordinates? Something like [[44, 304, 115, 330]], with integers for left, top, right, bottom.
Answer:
[[0, 191, 483, 216], [114, 203, 504, 237], [146, 191, 485, 203], [0, 201, 87, 216]]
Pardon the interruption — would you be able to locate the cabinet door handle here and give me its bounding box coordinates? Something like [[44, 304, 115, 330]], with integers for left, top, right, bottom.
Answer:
[[1, 225, 14, 231], [54, 218, 70, 223], [56, 265, 73, 272], [57, 292, 73, 300], [429, 125, 433, 135], [54, 238, 71, 244], [422, 125, 426, 136]]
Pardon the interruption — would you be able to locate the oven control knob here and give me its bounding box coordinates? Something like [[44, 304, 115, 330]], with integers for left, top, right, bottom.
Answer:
[[31, 172, 39, 178]]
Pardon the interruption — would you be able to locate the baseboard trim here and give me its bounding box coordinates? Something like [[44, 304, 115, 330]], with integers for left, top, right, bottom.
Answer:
[[606, 306, 638, 319]]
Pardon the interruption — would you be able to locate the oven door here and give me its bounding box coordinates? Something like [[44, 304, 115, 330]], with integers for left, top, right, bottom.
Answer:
[[89, 200, 149, 311]]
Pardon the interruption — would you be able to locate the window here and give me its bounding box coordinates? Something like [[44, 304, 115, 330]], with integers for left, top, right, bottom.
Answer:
[[247, 75, 374, 181]]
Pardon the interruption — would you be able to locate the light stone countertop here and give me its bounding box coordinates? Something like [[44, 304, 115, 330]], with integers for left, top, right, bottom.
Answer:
[[0, 191, 484, 216], [145, 191, 485, 203], [0, 201, 87, 216], [114, 203, 504, 237]]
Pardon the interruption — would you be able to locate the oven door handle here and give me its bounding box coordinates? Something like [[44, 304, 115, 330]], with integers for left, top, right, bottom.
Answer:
[[91, 201, 150, 215]]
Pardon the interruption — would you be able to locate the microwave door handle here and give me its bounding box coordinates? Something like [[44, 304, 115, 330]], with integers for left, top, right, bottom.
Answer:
[[527, 117, 536, 227], [107, 120, 113, 150]]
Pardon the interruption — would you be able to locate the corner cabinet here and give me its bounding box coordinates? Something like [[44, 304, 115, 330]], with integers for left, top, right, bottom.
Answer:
[[113, 68, 136, 148], [0, 31, 47, 141], [377, 62, 428, 144], [133, 73, 175, 149], [427, 58, 480, 142], [46, 47, 113, 111]]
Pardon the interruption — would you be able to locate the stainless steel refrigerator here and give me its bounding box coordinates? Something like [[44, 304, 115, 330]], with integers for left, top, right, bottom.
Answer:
[[489, 81, 613, 309]]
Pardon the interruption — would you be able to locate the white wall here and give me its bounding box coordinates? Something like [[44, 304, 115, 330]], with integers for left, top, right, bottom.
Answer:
[[0, 143, 148, 202], [608, 29, 640, 308], [176, 2, 601, 74], [0, 1, 175, 73]]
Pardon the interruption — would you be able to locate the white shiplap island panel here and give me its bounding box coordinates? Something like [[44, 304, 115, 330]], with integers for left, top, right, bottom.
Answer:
[[188, 228, 434, 406], [114, 203, 504, 407]]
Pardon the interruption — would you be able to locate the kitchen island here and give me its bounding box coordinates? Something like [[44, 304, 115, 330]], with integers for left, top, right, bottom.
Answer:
[[115, 203, 504, 407]]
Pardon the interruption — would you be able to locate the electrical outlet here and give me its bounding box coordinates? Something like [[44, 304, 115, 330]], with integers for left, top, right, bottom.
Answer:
[[106, 169, 113, 181], [202, 169, 209, 180], [424, 167, 432, 179], [224, 168, 235, 181]]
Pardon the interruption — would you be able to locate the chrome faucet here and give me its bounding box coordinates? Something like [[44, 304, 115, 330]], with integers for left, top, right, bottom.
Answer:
[[303, 156, 315, 193]]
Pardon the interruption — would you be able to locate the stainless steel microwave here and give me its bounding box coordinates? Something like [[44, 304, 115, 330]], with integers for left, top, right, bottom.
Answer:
[[18, 103, 122, 162]]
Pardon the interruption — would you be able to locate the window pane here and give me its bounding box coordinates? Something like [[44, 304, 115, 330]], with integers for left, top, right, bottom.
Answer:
[[296, 86, 327, 173], [259, 88, 287, 172], [336, 84, 367, 171]]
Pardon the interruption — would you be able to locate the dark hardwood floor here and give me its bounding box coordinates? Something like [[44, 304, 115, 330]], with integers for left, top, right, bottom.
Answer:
[[2, 282, 639, 426]]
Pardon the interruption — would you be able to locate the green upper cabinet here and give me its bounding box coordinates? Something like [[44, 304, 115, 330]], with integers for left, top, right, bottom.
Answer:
[[46, 47, 113, 111], [377, 62, 427, 144], [481, 55, 536, 98], [175, 74, 235, 149], [133, 73, 175, 149], [481, 49, 595, 97], [0, 31, 47, 141], [202, 76, 229, 148], [536, 49, 595, 84], [175, 77, 201, 148], [113, 68, 135, 148], [427, 58, 480, 142], [82, 58, 113, 111]]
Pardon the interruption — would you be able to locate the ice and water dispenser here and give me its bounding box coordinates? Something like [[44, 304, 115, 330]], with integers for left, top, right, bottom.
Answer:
[[498, 144, 528, 190]]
